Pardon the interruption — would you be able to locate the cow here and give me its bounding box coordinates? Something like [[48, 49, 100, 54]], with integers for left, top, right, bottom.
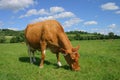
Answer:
[[25, 20, 80, 71]]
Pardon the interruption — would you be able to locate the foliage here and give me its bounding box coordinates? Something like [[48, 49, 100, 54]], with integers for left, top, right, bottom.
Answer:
[[0, 36, 6, 43], [10, 33, 25, 43], [66, 30, 88, 34], [0, 29, 120, 43], [0, 29, 25, 43], [74, 33, 81, 40], [0, 29, 21, 36], [108, 32, 114, 39], [10, 37, 18, 43], [67, 31, 120, 41]]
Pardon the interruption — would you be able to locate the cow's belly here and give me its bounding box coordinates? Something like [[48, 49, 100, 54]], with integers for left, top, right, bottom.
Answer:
[[28, 41, 41, 50]]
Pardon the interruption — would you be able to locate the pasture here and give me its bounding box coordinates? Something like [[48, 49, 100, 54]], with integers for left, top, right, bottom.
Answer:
[[0, 40, 120, 80]]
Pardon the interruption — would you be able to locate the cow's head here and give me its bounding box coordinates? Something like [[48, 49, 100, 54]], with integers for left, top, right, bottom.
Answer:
[[60, 46, 80, 71]]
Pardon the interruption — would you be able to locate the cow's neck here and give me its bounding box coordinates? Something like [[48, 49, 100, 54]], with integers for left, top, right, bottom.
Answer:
[[59, 33, 72, 51]]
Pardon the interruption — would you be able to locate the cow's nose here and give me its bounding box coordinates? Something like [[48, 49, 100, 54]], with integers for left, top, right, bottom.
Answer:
[[74, 66, 80, 71], [71, 65, 80, 71]]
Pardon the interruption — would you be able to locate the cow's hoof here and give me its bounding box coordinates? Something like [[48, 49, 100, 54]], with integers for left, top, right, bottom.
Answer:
[[57, 62, 62, 67], [39, 65, 44, 68], [30, 62, 34, 64]]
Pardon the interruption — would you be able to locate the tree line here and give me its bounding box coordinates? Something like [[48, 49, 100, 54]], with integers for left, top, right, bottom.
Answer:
[[0, 29, 120, 43], [67, 31, 120, 41]]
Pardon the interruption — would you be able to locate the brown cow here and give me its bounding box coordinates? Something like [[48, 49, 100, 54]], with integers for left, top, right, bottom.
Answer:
[[25, 20, 80, 71]]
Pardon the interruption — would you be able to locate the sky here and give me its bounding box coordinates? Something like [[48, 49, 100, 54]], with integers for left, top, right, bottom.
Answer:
[[0, 0, 120, 35]]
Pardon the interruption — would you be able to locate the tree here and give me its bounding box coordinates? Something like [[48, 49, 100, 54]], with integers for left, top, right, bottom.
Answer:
[[108, 32, 114, 39], [10, 33, 25, 43], [74, 33, 81, 40], [10, 37, 17, 43], [0, 36, 6, 43]]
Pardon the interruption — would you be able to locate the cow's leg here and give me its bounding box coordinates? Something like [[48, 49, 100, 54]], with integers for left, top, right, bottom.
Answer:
[[56, 53, 62, 67], [40, 42, 46, 68], [32, 50, 36, 62], [28, 47, 33, 63]]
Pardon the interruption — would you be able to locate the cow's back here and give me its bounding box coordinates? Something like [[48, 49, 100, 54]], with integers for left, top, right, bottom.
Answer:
[[25, 20, 65, 50]]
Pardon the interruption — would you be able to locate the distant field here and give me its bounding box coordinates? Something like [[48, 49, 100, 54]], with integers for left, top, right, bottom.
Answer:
[[0, 40, 120, 80], [5, 36, 13, 43]]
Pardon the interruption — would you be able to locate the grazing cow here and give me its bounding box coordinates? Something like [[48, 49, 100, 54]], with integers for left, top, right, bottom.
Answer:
[[25, 20, 80, 71]]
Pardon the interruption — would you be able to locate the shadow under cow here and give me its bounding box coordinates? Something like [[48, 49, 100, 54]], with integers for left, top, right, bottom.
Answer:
[[19, 57, 70, 70], [19, 57, 50, 66]]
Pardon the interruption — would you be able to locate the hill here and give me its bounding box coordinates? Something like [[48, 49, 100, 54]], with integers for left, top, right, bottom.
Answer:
[[0, 29, 24, 36], [0, 29, 24, 43]]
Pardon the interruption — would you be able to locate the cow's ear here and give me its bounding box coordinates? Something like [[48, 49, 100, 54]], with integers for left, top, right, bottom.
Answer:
[[59, 48, 67, 54], [72, 45, 80, 52]]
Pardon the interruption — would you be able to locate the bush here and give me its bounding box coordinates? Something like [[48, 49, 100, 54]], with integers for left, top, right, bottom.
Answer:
[[10, 33, 25, 43], [10, 37, 17, 43], [74, 33, 83, 40], [0, 36, 6, 43], [68, 36, 74, 41], [108, 32, 114, 39]]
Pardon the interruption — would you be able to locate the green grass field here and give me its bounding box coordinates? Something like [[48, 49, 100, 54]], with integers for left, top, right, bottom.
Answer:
[[0, 40, 120, 80]]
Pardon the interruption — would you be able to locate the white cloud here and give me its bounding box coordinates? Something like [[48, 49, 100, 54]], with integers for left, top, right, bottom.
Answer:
[[63, 18, 83, 27], [19, 9, 49, 18], [0, 0, 35, 11], [19, 6, 69, 18], [108, 24, 117, 28], [31, 12, 75, 23], [90, 28, 109, 35], [31, 16, 55, 23], [20, 6, 81, 28], [54, 12, 75, 19], [29, 6, 76, 23], [84, 21, 98, 26], [115, 10, 120, 14], [50, 6, 64, 13], [19, 9, 37, 18], [38, 9, 49, 15], [101, 2, 119, 10], [8, 27, 19, 31], [90, 24, 120, 35]]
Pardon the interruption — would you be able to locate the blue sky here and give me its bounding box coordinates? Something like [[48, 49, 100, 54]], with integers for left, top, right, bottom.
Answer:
[[0, 0, 120, 35]]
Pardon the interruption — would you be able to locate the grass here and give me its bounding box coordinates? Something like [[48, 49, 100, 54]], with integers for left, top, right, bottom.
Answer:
[[0, 39, 120, 80]]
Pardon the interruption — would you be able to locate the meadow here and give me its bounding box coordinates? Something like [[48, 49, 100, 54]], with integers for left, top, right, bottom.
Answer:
[[0, 39, 120, 80]]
